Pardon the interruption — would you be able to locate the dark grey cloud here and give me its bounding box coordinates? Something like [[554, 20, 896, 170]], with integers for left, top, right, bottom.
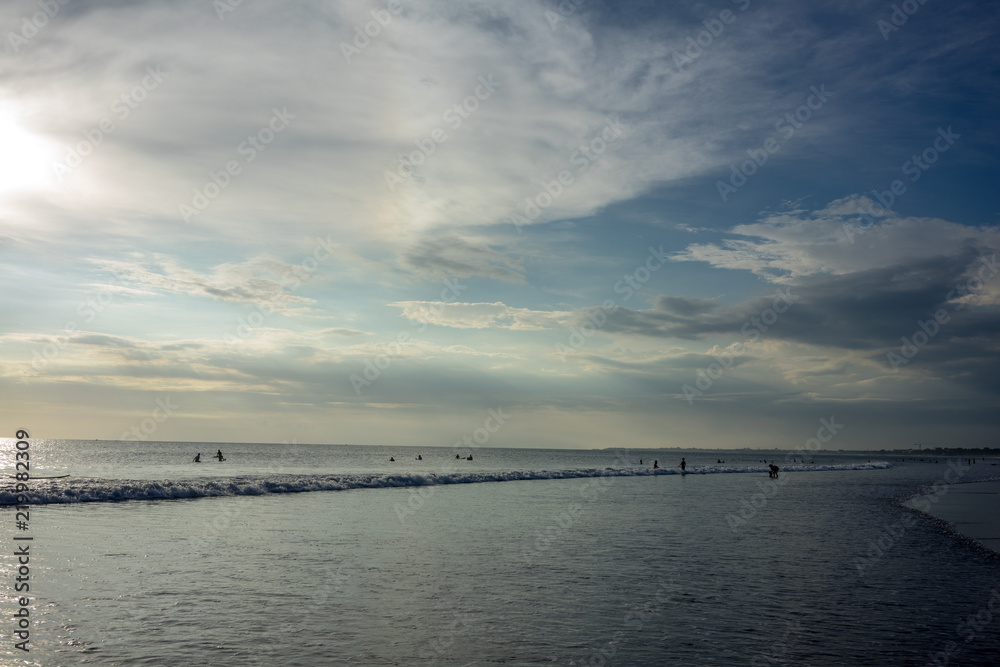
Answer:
[[654, 295, 719, 317], [402, 236, 526, 284], [605, 248, 997, 344]]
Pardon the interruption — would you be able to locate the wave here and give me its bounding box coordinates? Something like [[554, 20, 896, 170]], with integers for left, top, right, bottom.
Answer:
[[0, 463, 892, 506]]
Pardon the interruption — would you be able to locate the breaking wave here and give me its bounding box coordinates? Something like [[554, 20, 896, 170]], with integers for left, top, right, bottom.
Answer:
[[0, 462, 892, 506]]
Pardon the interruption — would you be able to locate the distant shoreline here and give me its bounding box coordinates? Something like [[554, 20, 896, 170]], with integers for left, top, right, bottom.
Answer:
[[1, 437, 999, 456]]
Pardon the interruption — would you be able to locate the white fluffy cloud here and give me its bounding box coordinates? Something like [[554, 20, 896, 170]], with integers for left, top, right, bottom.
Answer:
[[674, 195, 1000, 283]]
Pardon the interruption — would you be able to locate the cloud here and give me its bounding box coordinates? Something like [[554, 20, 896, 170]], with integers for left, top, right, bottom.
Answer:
[[5, 0, 903, 249], [94, 255, 318, 315], [319, 328, 369, 337], [442, 344, 523, 359], [654, 295, 719, 317], [402, 236, 526, 283], [391, 300, 571, 330], [673, 196, 1000, 283]]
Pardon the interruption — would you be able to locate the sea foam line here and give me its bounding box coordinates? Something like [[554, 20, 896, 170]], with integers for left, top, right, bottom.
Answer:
[[0, 463, 891, 506]]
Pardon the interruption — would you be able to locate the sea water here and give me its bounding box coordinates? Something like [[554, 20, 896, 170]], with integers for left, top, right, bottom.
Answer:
[[2, 440, 999, 666]]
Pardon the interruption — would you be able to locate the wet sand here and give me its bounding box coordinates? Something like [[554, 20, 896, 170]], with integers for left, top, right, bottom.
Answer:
[[904, 479, 1000, 555]]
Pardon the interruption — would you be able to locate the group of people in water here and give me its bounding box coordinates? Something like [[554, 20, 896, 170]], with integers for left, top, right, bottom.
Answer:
[[635, 457, 783, 478], [388, 454, 471, 461], [639, 458, 683, 470], [192, 450, 789, 479], [193, 450, 225, 463]]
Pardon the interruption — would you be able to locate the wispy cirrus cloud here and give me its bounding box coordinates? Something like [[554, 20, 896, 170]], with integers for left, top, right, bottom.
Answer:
[[391, 300, 571, 330], [94, 256, 317, 315]]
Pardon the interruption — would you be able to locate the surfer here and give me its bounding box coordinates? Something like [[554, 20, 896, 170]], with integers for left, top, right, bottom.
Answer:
[[417, 455, 422, 460], [680, 458, 686, 472], [466, 455, 473, 461], [653, 460, 659, 469], [216, 449, 225, 461], [456, 454, 461, 459], [639, 459, 643, 465], [193, 453, 201, 463], [389, 457, 395, 462]]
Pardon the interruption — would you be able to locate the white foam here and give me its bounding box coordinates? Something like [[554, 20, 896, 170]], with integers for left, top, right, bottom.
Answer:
[[0, 463, 892, 506]]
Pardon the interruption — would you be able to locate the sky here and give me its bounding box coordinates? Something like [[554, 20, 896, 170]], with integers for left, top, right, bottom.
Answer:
[[1, 0, 998, 450]]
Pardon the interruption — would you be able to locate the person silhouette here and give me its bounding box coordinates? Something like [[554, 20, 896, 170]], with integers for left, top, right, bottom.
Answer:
[[215, 450, 225, 461], [193, 453, 201, 463], [653, 460, 659, 469], [680, 458, 686, 471]]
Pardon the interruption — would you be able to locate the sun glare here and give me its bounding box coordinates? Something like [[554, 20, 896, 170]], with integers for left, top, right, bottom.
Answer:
[[0, 109, 57, 194]]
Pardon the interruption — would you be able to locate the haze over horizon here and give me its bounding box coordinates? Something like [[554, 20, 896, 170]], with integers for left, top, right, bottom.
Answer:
[[2, 0, 998, 450]]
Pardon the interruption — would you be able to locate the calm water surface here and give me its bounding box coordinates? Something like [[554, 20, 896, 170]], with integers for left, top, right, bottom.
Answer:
[[2, 441, 999, 666]]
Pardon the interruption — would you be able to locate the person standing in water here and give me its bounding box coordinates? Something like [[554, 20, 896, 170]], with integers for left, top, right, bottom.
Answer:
[[193, 453, 201, 463], [680, 458, 686, 471], [216, 449, 225, 461], [653, 460, 659, 469]]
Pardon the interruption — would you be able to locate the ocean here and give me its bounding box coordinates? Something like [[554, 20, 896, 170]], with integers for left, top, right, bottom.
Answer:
[[2, 439, 999, 666]]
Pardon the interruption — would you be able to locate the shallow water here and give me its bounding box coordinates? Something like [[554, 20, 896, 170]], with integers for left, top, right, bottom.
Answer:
[[2, 441, 999, 665]]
